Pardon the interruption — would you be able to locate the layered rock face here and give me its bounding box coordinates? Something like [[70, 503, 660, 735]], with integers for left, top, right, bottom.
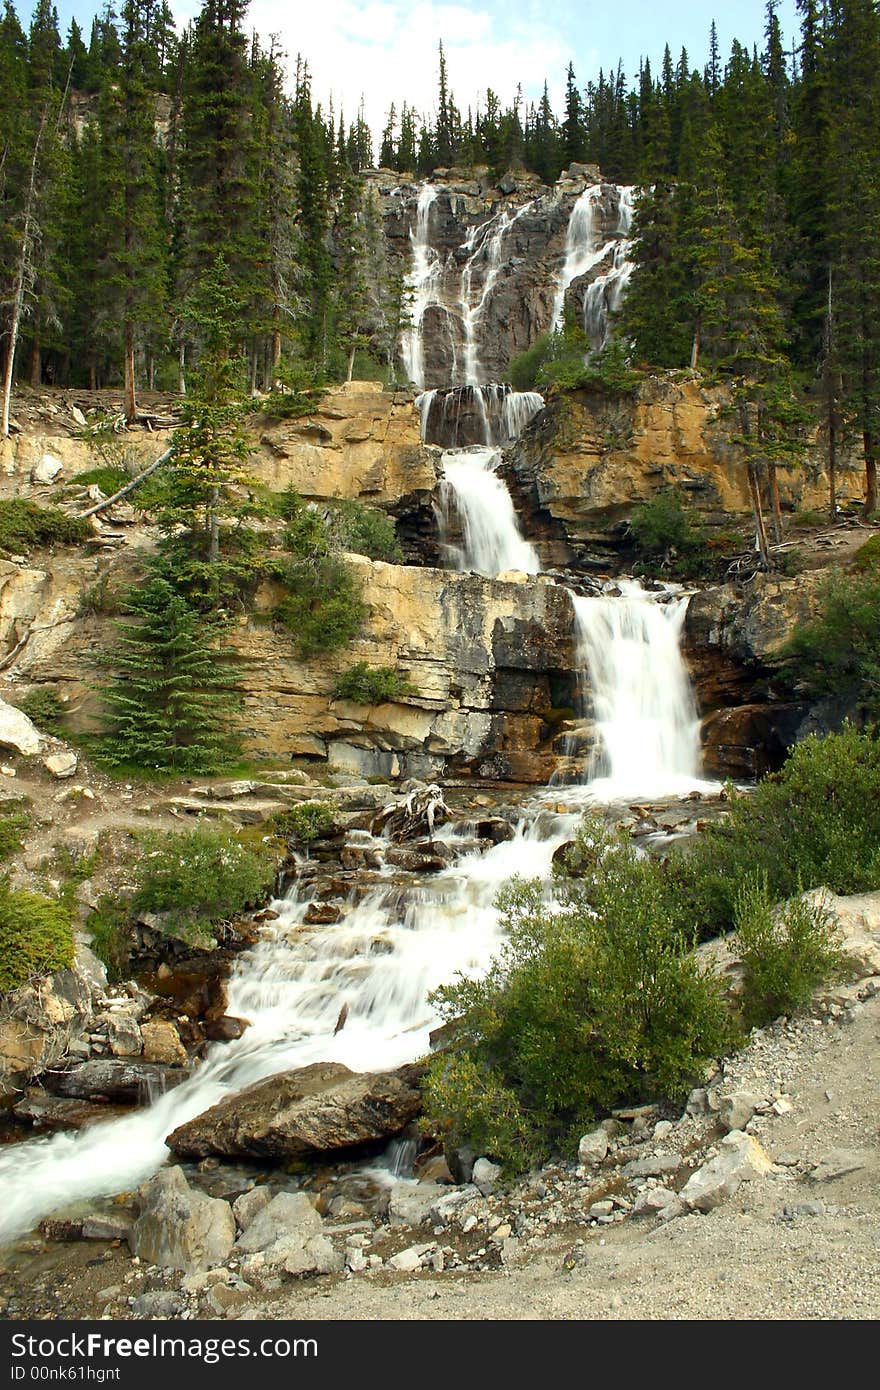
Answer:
[[505, 378, 863, 567], [374, 166, 632, 388]]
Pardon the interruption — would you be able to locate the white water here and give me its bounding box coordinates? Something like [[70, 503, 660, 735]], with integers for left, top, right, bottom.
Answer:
[[0, 816, 578, 1243], [439, 446, 540, 576], [416, 384, 544, 448], [459, 200, 534, 386], [400, 185, 440, 389], [551, 184, 636, 348], [569, 579, 712, 801]]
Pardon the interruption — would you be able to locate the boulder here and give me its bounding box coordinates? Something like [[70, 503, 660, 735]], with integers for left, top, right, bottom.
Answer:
[[472, 1157, 502, 1196], [232, 1186, 273, 1231], [107, 1013, 143, 1058], [0, 966, 94, 1095], [577, 1128, 609, 1165], [388, 1181, 447, 1227], [166, 1060, 424, 1160], [43, 751, 77, 779], [235, 1192, 322, 1255], [717, 1091, 762, 1133], [0, 698, 42, 756], [680, 1131, 773, 1212], [140, 1019, 188, 1066], [631, 1187, 685, 1220], [129, 1167, 236, 1272], [45, 1058, 188, 1102], [30, 453, 64, 484]]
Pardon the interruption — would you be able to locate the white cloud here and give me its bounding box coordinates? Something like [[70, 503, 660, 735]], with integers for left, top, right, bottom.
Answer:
[[173, 1, 589, 153]]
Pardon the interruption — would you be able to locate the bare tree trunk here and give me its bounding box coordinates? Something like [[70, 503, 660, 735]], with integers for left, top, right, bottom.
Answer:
[[865, 436, 878, 517], [89, 362, 97, 391], [28, 339, 40, 388], [123, 321, 137, 423], [178, 343, 186, 397], [1, 107, 47, 438], [249, 344, 258, 396], [768, 463, 783, 544], [690, 321, 701, 370], [828, 402, 837, 520], [747, 462, 771, 568], [208, 487, 220, 565], [81, 444, 173, 516], [347, 343, 356, 383]]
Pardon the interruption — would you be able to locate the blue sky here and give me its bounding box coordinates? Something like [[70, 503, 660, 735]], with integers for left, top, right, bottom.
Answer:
[[42, 1, 801, 142]]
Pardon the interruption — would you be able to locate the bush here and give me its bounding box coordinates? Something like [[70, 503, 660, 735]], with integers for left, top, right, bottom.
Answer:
[[0, 500, 90, 556], [670, 726, 880, 936], [0, 877, 73, 992], [629, 489, 706, 559], [132, 829, 275, 946], [333, 662, 415, 704], [70, 466, 131, 496], [733, 873, 846, 1027], [272, 556, 366, 660], [782, 569, 880, 718], [325, 499, 403, 564], [87, 895, 132, 983], [0, 803, 30, 864], [16, 686, 66, 732], [275, 801, 336, 844], [851, 535, 880, 573], [509, 334, 555, 392], [424, 819, 730, 1169]]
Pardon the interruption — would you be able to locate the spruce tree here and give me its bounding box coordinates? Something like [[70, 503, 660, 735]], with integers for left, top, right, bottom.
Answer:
[[99, 569, 242, 772]]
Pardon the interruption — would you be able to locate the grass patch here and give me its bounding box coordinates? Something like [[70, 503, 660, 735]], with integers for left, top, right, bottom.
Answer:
[[0, 877, 73, 992]]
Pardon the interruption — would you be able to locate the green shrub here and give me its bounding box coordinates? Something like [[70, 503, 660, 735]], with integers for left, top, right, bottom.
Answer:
[[0, 877, 73, 992], [87, 895, 132, 983], [132, 829, 275, 946], [670, 726, 880, 935], [16, 686, 66, 732], [733, 872, 846, 1027], [509, 334, 555, 392], [0, 803, 30, 864], [629, 489, 707, 558], [325, 499, 403, 563], [70, 466, 131, 496], [333, 662, 415, 704], [272, 556, 366, 660], [0, 500, 90, 556], [782, 568, 880, 719], [424, 819, 730, 1169], [851, 535, 880, 572], [274, 801, 336, 843]]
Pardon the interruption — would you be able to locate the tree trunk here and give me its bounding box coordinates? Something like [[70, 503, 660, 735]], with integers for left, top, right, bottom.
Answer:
[[828, 399, 837, 520], [89, 362, 97, 391], [690, 321, 701, 371], [747, 462, 771, 569], [768, 463, 783, 544], [208, 486, 220, 565], [123, 322, 137, 424], [178, 343, 186, 397], [347, 343, 356, 382], [1, 107, 47, 438], [865, 432, 878, 516], [28, 339, 41, 388]]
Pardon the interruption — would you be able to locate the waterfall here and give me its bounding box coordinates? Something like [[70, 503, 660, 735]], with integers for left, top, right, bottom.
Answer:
[[552, 184, 636, 349], [0, 815, 581, 1243], [438, 446, 540, 576], [400, 184, 440, 389], [417, 384, 544, 448], [459, 200, 534, 386], [569, 579, 709, 801]]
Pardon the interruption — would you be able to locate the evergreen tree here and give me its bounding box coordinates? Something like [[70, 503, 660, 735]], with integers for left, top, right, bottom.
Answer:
[[562, 63, 585, 165], [99, 568, 242, 772]]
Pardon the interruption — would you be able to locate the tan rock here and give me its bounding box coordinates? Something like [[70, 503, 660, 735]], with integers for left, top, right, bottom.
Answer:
[[140, 1019, 188, 1067]]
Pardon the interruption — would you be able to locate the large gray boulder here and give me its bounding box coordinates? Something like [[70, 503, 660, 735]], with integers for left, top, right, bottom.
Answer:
[[680, 1131, 773, 1212], [166, 1060, 424, 1160], [235, 1192, 322, 1254], [129, 1166, 235, 1272], [0, 698, 42, 756]]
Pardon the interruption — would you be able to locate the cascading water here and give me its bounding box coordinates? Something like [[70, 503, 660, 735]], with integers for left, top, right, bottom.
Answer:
[[0, 814, 580, 1243], [569, 578, 711, 801], [438, 446, 540, 576], [551, 184, 636, 349], [400, 184, 440, 390]]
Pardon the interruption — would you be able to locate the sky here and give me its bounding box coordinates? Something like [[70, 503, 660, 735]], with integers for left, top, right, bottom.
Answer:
[[45, 0, 802, 146]]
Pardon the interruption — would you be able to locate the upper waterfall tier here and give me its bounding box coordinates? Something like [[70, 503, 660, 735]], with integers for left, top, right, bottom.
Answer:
[[394, 176, 636, 389], [417, 384, 544, 447]]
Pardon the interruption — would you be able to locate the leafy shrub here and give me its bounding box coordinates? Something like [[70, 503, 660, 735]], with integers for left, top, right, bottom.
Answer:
[[671, 726, 880, 936], [132, 829, 275, 945], [333, 662, 415, 704], [424, 820, 730, 1169], [272, 556, 367, 659], [733, 873, 846, 1027], [0, 803, 30, 864], [0, 877, 73, 992], [629, 489, 706, 558], [16, 686, 66, 732], [325, 499, 403, 563], [86, 895, 132, 983], [70, 466, 131, 496], [509, 334, 555, 392], [782, 568, 880, 719], [851, 535, 880, 572], [0, 500, 90, 556], [274, 801, 336, 843]]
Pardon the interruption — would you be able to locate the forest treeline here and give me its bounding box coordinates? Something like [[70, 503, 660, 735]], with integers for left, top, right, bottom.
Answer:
[[0, 0, 878, 516]]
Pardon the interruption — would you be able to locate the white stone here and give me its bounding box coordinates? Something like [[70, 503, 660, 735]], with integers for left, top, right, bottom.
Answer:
[[107, 1014, 142, 1057], [632, 1187, 684, 1219], [232, 1186, 272, 1231], [472, 1157, 502, 1195], [680, 1131, 773, 1212], [388, 1181, 446, 1227], [44, 751, 78, 779], [577, 1129, 609, 1165], [388, 1246, 423, 1272], [235, 1191, 322, 1254], [718, 1090, 762, 1133], [129, 1168, 236, 1273], [31, 453, 64, 484], [281, 1233, 343, 1277], [0, 699, 42, 756]]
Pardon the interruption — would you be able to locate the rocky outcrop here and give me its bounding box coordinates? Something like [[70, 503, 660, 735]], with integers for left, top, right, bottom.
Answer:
[[0, 965, 95, 1098], [129, 1166, 236, 1273], [166, 1060, 424, 1160], [506, 378, 862, 567]]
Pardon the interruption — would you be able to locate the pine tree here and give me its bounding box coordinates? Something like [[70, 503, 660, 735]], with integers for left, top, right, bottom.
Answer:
[[562, 63, 585, 165], [99, 569, 242, 772]]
